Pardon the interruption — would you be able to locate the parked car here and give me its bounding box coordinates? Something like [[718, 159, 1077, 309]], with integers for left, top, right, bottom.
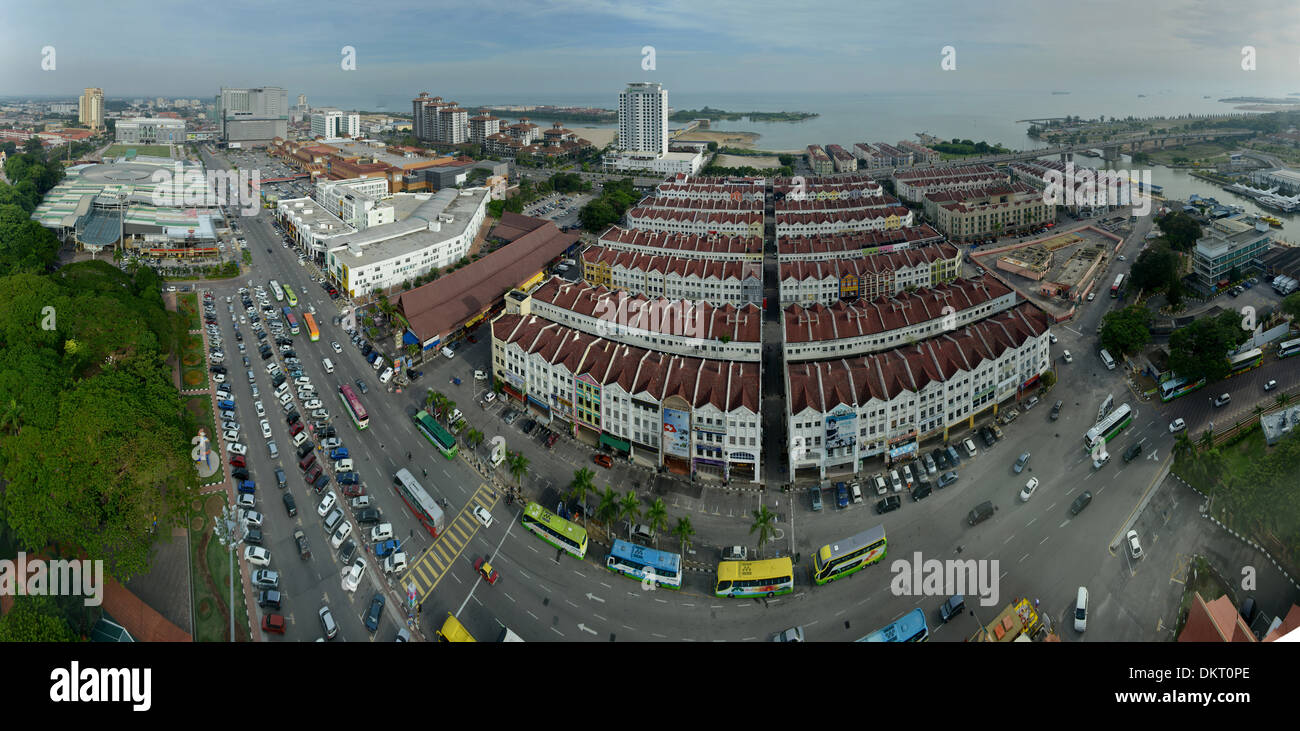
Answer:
[[1019, 477, 1040, 502], [962, 438, 978, 458], [1126, 530, 1144, 559], [876, 495, 902, 514], [835, 483, 849, 509], [1013, 452, 1031, 474], [809, 486, 823, 511], [593, 454, 613, 468], [937, 471, 959, 489]]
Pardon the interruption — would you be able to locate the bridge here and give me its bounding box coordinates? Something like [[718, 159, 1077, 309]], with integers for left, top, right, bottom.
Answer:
[[854, 129, 1257, 180]]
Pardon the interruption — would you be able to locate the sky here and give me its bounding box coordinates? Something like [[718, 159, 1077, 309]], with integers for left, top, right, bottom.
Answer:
[[2, 0, 1298, 101]]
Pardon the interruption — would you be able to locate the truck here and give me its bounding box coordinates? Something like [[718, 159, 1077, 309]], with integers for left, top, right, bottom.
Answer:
[[294, 529, 311, 560]]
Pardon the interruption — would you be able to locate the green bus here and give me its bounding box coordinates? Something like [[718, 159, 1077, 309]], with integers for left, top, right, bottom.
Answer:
[[283, 284, 298, 307], [412, 409, 457, 459], [812, 524, 887, 585], [521, 502, 588, 559]]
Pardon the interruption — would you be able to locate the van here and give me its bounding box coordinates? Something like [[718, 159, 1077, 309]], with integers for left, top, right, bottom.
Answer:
[[631, 524, 655, 543], [379, 367, 393, 384], [1099, 349, 1116, 370], [967, 500, 995, 526], [292, 430, 308, 447], [322, 357, 334, 374], [850, 482, 863, 504], [1213, 393, 1231, 407], [1074, 587, 1089, 632], [872, 473, 888, 495], [373, 355, 385, 371], [335, 458, 353, 472], [945, 445, 961, 466], [450, 408, 463, 425]]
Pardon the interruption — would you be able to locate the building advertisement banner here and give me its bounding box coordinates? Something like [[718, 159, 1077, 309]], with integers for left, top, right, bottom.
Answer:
[[662, 408, 691, 459], [824, 407, 857, 450]]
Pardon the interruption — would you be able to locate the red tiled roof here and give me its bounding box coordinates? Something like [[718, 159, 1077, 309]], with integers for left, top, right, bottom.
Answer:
[[783, 277, 1013, 344]]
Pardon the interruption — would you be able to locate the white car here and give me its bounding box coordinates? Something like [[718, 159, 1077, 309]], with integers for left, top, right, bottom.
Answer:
[[1168, 418, 1186, 433], [378, 367, 393, 384], [240, 509, 264, 527], [213, 372, 226, 383], [223, 428, 240, 442], [304, 399, 322, 410], [317, 490, 337, 517], [1019, 477, 1040, 502], [294, 377, 312, 387], [1062, 350, 1073, 364], [311, 408, 329, 419], [330, 521, 353, 549], [278, 392, 292, 406], [441, 347, 455, 359], [1126, 530, 1143, 559], [472, 506, 494, 529], [342, 556, 367, 592], [350, 495, 372, 509], [962, 438, 978, 458], [331, 341, 342, 353], [243, 546, 271, 567], [254, 400, 265, 417], [260, 419, 272, 439], [474, 370, 488, 381], [371, 523, 394, 542], [226, 442, 247, 455]]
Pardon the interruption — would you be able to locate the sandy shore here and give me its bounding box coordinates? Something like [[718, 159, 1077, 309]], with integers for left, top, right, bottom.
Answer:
[[567, 127, 617, 148], [715, 154, 783, 168]]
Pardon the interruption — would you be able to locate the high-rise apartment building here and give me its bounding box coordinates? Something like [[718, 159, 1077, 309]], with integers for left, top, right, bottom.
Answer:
[[618, 82, 668, 155], [78, 88, 104, 131], [411, 92, 469, 144]]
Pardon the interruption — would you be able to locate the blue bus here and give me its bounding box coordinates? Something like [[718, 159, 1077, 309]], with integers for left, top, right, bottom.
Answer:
[[605, 539, 683, 589], [857, 608, 929, 642]]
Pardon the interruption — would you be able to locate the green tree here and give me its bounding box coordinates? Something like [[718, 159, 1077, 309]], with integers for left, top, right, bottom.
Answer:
[[465, 428, 485, 450], [749, 504, 777, 557], [617, 491, 641, 538], [1172, 432, 1194, 461], [506, 451, 529, 485], [1129, 244, 1179, 294], [1281, 292, 1300, 319], [672, 515, 695, 555], [596, 486, 620, 530], [567, 467, 595, 524], [0, 595, 77, 642], [1100, 305, 1152, 356], [646, 497, 668, 546], [1167, 309, 1250, 383], [1157, 211, 1202, 251]]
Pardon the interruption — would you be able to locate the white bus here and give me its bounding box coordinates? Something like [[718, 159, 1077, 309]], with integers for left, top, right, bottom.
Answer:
[[269, 280, 284, 302]]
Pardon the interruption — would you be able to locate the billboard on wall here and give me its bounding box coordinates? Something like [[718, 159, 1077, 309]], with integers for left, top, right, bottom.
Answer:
[[662, 408, 691, 458], [825, 408, 857, 450]]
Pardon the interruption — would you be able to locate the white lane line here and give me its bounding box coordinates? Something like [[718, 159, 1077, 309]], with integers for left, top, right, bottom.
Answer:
[[1040, 536, 1050, 544], [538, 583, 550, 594], [600, 582, 612, 589], [565, 599, 578, 608], [805, 619, 819, 627], [550, 627, 565, 637], [527, 544, 538, 553], [711, 605, 725, 609], [518, 570, 530, 580], [622, 624, 635, 631], [1019, 553, 1031, 563], [1000, 571, 1008, 580], [655, 598, 668, 604], [527, 610, 538, 620], [572, 569, 585, 577], [1003, 535, 1015, 544], [742, 636, 756, 641], [593, 613, 607, 622], [682, 638, 695, 642], [681, 603, 694, 608], [651, 632, 667, 639], [502, 592, 516, 603]]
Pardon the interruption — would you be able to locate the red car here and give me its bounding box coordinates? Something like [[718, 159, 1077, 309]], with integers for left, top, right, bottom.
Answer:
[[593, 454, 613, 468], [473, 556, 500, 585], [229, 455, 247, 468], [262, 613, 286, 634], [342, 483, 366, 498], [304, 464, 322, 484], [289, 421, 304, 436]]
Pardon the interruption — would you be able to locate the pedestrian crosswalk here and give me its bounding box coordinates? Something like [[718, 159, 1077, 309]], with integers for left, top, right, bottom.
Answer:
[[402, 483, 497, 605]]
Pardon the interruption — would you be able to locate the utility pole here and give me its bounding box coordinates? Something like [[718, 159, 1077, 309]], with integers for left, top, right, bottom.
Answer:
[[214, 504, 239, 642]]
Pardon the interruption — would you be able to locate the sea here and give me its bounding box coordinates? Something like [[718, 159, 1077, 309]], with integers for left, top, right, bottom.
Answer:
[[312, 88, 1265, 151]]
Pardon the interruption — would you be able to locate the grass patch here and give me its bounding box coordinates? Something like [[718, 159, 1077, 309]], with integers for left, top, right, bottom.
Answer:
[[190, 493, 249, 642], [177, 292, 200, 330], [103, 144, 173, 158], [1144, 142, 1235, 166], [1174, 556, 1232, 637]]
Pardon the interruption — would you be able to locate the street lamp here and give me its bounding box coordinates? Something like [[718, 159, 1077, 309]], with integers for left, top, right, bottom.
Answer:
[[212, 504, 240, 642]]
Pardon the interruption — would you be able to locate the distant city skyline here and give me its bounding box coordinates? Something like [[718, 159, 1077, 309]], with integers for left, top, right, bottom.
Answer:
[[3, 0, 1298, 100]]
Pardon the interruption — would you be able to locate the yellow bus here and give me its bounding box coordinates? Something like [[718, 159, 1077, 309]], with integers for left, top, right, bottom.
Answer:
[[714, 557, 795, 598], [436, 612, 476, 642]]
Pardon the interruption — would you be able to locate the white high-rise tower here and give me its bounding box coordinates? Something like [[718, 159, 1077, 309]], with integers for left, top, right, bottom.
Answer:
[[618, 82, 668, 156]]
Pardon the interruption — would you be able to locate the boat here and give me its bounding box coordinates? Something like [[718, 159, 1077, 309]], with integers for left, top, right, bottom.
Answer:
[[1129, 177, 1163, 194], [1260, 215, 1284, 227]]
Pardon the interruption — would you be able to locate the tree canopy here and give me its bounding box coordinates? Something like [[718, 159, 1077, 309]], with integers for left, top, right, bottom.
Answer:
[[1100, 305, 1152, 356], [1167, 309, 1251, 383]]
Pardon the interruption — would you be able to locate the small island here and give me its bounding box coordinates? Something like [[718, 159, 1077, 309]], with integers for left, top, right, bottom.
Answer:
[[1218, 96, 1296, 104], [670, 106, 818, 123]]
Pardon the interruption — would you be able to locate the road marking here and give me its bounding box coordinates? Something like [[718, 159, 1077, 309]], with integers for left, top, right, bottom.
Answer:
[[527, 610, 538, 620], [593, 613, 607, 622], [681, 603, 694, 608], [1040, 536, 1050, 545], [1019, 553, 1030, 563], [655, 598, 668, 604], [577, 623, 597, 635], [742, 636, 756, 641], [1000, 571, 1008, 580], [572, 569, 585, 577], [586, 592, 605, 603], [527, 544, 538, 553], [502, 592, 516, 603], [550, 627, 565, 637], [622, 624, 636, 631], [805, 619, 818, 627], [711, 605, 725, 609], [1059, 520, 1070, 528], [538, 583, 550, 594], [517, 569, 530, 580], [651, 632, 667, 638], [1026, 517, 1037, 526], [1003, 534, 1015, 544], [599, 581, 611, 589], [565, 599, 578, 608]]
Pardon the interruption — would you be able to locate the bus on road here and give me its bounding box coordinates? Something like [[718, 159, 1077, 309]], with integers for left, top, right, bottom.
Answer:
[[1159, 375, 1207, 402], [715, 557, 795, 598], [1226, 347, 1263, 377], [282, 307, 299, 336], [436, 613, 476, 642], [393, 467, 446, 537], [283, 284, 298, 307], [857, 608, 929, 642], [269, 280, 284, 302], [521, 502, 588, 559], [812, 524, 887, 585], [1110, 274, 1125, 297], [1278, 338, 1300, 359], [338, 383, 369, 430], [1085, 402, 1133, 452], [412, 409, 457, 459], [606, 539, 683, 589], [302, 311, 320, 341]]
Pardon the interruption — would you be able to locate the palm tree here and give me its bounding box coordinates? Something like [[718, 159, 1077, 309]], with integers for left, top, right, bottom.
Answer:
[[672, 516, 695, 555], [618, 491, 641, 539], [596, 487, 620, 532], [750, 504, 777, 557], [466, 428, 485, 450], [1277, 392, 1292, 407], [646, 498, 668, 547], [424, 388, 438, 412], [0, 398, 23, 436], [1172, 432, 1194, 462], [1199, 429, 1214, 449], [568, 468, 595, 525], [506, 452, 529, 486]]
